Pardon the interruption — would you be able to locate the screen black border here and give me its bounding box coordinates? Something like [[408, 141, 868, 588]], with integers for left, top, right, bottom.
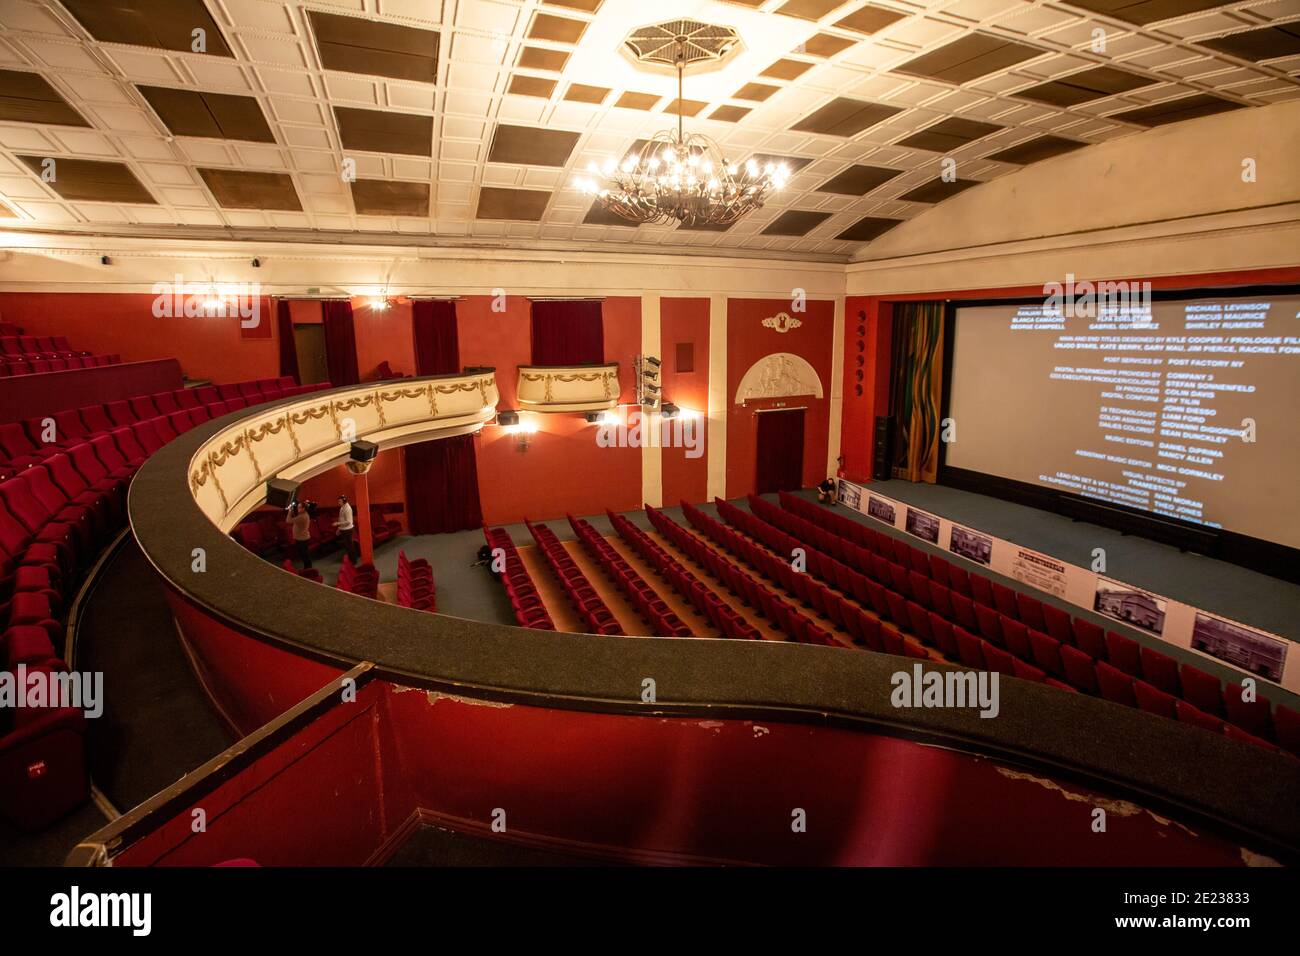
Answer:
[[937, 283, 1300, 584]]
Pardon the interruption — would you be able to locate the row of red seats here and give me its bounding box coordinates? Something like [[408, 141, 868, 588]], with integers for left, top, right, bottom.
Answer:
[[279, 559, 323, 584], [652, 504, 846, 648], [482, 526, 554, 629], [0, 355, 118, 378], [0, 323, 21, 336], [526, 520, 623, 636], [771, 493, 1300, 758], [607, 510, 761, 641], [692, 499, 930, 656], [0, 411, 190, 830], [1, 376, 328, 480], [567, 515, 691, 637], [0, 334, 85, 357], [335, 555, 378, 599], [396, 550, 435, 612]]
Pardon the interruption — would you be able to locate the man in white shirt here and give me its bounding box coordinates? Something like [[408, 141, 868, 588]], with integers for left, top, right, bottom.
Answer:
[[335, 494, 358, 562]]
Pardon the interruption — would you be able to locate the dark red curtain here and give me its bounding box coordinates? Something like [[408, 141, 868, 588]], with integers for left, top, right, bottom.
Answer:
[[276, 299, 299, 384], [321, 300, 359, 386], [404, 434, 483, 534], [412, 299, 460, 375], [755, 409, 805, 494], [530, 300, 603, 365]]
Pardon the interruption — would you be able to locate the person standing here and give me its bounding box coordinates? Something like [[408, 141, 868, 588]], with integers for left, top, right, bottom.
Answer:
[[288, 502, 312, 569], [335, 494, 358, 562]]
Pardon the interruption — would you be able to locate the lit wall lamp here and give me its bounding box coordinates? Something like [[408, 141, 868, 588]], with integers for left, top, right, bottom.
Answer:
[[368, 297, 390, 311], [584, 410, 619, 425], [660, 402, 680, 419]]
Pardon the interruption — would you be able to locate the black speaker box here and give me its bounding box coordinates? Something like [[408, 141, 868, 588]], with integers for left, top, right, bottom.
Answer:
[[266, 478, 298, 509], [872, 417, 892, 481]]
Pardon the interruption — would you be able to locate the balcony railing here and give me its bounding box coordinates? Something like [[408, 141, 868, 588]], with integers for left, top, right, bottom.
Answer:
[[188, 371, 498, 530], [515, 362, 620, 412]]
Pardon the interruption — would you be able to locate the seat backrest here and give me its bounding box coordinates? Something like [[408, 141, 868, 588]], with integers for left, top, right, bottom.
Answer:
[[104, 400, 135, 427], [79, 404, 113, 434], [1095, 660, 1136, 707], [1175, 700, 1223, 734], [111, 426, 147, 461], [24, 464, 70, 515], [174, 389, 201, 409], [969, 573, 993, 607], [70, 441, 110, 482], [91, 434, 128, 470], [0, 473, 50, 532], [195, 386, 219, 405], [131, 419, 164, 453], [1104, 630, 1142, 677], [0, 421, 37, 457], [1060, 644, 1099, 693], [1179, 664, 1223, 716], [1275, 704, 1300, 758], [1223, 682, 1273, 739], [991, 581, 1019, 619], [1133, 680, 1177, 719], [152, 391, 181, 414], [45, 451, 90, 496], [53, 408, 89, 439], [1139, 645, 1180, 696], [169, 410, 194, 433], [129, 396, 159, 419], [1042, 602, 1074, 644]]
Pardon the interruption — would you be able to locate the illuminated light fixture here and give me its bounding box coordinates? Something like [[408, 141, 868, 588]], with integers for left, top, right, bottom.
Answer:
[[498, 410, 520, 428], [585, 410, 620, 425], [660, 402, 680, 419], [368, 297, 390, 311], [574, 21, 786, 227]]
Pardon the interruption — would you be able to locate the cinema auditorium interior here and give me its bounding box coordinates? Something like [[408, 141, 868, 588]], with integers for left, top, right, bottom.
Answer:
[[0, 0, 1297, 879]]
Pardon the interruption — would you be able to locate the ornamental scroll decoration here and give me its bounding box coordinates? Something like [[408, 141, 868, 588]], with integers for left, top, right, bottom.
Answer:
[[762, 312, 802, 334], [519, 369, 618, 403]]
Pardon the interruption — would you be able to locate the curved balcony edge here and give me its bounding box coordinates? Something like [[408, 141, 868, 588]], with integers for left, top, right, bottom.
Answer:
[[125, 380, 1300, 861]]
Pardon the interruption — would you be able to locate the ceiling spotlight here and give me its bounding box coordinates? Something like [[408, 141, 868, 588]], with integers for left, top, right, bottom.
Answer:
[[660, 402, 680, 419], [498, 410, 520, 428], [369, 297, 389, 311], [100, 255, 111, 265], [251, 258, 261, 268], [585, 410, 619, 425]]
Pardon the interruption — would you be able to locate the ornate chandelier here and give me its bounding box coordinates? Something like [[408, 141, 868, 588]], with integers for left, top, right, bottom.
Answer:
[[574, 20, 789, 228]]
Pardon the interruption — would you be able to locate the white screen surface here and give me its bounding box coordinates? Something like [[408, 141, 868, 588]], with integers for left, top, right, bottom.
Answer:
[[945, 292, 1300, 550]]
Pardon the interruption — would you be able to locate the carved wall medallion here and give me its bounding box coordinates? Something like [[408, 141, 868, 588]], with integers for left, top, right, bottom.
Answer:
[[734, 352, 823, 404]]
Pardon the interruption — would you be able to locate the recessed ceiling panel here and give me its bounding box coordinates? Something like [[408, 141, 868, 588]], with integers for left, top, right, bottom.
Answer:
[[308, 11, 439, 84], [487, 124, 580, 167], [0, 70, 89, 127], [61, 0, 233, 57], [199, 168, 301, 210], [335, 107, 433, 156], [19, 155, 155, 204], [792, 97, 903, 136], [894, 34, 1043, 85], [138, 86, 275, 142]]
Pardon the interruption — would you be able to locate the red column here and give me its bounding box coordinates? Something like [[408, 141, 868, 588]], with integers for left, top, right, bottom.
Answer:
[[353, 470, 373, 565]]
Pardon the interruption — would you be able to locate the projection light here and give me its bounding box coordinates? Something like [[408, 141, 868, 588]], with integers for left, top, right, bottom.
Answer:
[[349, 440, 379, 463], [585, 410, 619, 425], [660, 402, 680, 419], [498, 410, 520, 428], [265, 478, 299, 509], [368, 297, 389, 311]]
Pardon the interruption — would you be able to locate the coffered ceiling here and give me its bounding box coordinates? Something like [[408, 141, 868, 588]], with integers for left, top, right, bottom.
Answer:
[[0, 0, 1295, 263]]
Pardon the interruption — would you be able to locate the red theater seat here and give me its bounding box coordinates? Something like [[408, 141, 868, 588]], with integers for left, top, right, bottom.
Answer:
[[1139, 646, 1180, 696], [1223, 683, 1273, 741], [1071, 618, 1107, 660], [1175, 700, 1224, 735], [1096, 661, 1137, 708], [1179, 664, 1224, 716], [952, 627, 984, 669], [1104, 630, 1142, 678], [1134, 680, 1177, 720], [991, 581, 1019, 620], [1060, 644, 1099, 694], [1275, 705, 1300, 758]]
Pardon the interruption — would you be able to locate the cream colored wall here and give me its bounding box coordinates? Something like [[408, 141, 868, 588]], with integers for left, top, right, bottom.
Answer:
[[846, 99, 1300, 296]]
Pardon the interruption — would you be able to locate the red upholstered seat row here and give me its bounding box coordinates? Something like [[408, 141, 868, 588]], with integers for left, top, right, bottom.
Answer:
[[483, 526, 554, 630], [335, 555, 379, 599], [607, 510, 761, 642], [567, 514, 691, 637], [772, 492, 1298, 759], [527, 520, 623, 636], [396, 549, 435, 612], [1, 376, 329, 480], [653, 504, 856, 649]]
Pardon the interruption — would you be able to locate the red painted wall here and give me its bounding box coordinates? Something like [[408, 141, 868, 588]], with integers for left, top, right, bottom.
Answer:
[[838, 266, 1300, 487], [726, 298, 834, 499], [462, 294, 643, 525], [660, 297, 709, 507], [0, 292, 278, 384]]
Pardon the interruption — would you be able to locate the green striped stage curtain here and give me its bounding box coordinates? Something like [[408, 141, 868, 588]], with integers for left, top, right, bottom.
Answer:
[[889, 301, 945, 483]]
